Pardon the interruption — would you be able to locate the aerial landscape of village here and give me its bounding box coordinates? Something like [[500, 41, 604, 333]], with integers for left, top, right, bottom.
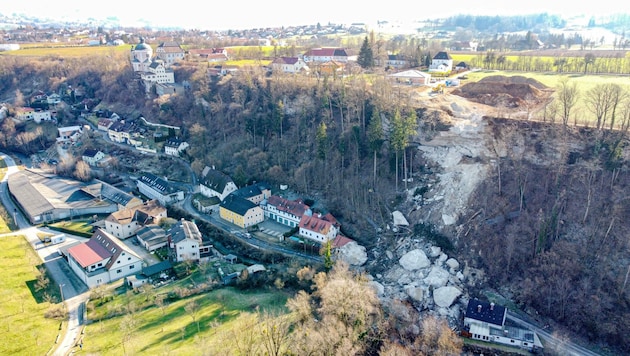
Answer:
[[1, 6, 630, 356]]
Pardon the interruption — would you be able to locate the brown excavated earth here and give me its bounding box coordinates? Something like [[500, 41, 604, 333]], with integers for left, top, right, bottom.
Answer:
[[452, 75, 554, 108]]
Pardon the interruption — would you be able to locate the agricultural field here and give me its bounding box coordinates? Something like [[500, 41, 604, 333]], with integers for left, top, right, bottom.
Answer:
[[0, 235, 63, 356], [0, 44, 131, 58]]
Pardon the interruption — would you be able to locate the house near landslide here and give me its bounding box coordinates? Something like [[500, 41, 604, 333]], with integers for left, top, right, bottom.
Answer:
[[262, 195, 312, 228], [231, 182, 271, 205], [82, 149, 106, 167], [462, 299, 543, 352], [298, 213, 339, 244], [66, 228, 143, 288]]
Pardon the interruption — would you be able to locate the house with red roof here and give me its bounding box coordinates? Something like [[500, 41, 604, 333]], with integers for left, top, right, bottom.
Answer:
[[298, 214, 339, 244], [262, 195, 312, 228], [66, 229, 143, 288]]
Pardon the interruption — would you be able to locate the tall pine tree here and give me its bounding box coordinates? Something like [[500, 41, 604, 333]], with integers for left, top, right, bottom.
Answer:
[[357, 36, 374, 69]]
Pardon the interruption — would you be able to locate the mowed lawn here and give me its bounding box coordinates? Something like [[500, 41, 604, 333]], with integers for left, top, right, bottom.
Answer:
[[83, 286, 290, 355], [0, 235, 61, 355]]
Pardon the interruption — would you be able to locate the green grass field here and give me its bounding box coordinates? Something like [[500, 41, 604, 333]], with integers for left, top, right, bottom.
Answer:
[[0, 235, 63, 355], [83, 286, 289, 355], [1, 44, 131, 58], [48, 220, 94, 237]]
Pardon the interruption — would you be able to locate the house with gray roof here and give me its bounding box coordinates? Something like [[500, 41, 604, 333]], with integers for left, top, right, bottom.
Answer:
[[219, 194, 264, 228], [198, 166, 237, 201], [136, 224, 168, 252], [167, 219, 204, 262], [232, 182, 271, 205], [136, 172, 184, 206]]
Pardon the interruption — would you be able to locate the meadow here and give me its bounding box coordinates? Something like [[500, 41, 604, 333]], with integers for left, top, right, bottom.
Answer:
[[83, 284, 290, 355], [0, 235, 63, 356], [1, 44, 131, 58]]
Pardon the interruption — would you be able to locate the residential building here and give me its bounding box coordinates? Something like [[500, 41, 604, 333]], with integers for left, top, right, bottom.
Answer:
[[100, 183, 144, 210], [97, 118, 114, 131], [198, 166, 237, 201], [429, 51, 453, 72], [219, 194, 264, 228], [164, 137, 189, 156], [232, 182, 271, 205], [66, 229, 143, 288], [82, 149, 106, 167], [136, 172, 184, 205], [271, 57, 309, 74], [262, 195, 312, 228], [462, 299, 543, 352], [298, 214, 339, 244], [155, 42, 185, 66], [104, 199, 167, 239], [16, 107, 52, 123], [136, 224, 168, 252], [168, 219, 203, 262], [140, 61, 175, 89], [47, 93, 61, 105], [303, 47, 350, 63], [57, 125, 84, 143], [378, 54, 410, 69]]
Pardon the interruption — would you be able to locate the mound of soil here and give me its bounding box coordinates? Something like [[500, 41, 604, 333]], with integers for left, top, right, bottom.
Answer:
[[452, 75, 553, 108]]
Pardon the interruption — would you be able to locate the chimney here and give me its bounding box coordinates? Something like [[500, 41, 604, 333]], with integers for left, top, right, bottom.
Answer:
[[490, 302, 495, 311], [477, 304, 482, 313]]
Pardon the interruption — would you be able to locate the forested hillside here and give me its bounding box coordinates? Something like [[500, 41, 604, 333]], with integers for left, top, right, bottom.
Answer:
[[1, 53, 629, 354]]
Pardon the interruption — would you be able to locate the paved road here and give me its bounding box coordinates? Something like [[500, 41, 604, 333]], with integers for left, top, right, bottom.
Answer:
[[506, 313, 602, 356], [0, 152, 89, 356]]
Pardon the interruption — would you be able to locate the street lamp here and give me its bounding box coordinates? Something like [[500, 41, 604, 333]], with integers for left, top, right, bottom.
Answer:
[[59, 284, 65, 305]]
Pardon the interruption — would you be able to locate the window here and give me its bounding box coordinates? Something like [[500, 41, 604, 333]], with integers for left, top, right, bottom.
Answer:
[[117, 269, 122, 273], [130, 265, 135, 269]]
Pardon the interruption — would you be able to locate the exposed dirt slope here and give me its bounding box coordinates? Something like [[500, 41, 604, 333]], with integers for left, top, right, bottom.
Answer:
[[451, 75, 554, 108]]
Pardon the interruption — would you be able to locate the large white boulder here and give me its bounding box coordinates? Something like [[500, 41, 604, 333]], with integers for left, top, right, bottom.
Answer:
[[399, 249, 431, 271], [424, 266, 450, 287], [433, 286, 462, 308], [405, 286, 424, 302], [337, 241, 368, 266]]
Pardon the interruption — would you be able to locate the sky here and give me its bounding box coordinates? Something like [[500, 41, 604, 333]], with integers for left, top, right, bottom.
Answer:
[[0, 1, 623, 31]]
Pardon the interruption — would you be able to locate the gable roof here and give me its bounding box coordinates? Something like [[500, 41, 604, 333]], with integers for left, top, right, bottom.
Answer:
[[82, 149, 101, 158], [168, 219, 203, 244], [299, 215, 334, 235], [433, 51, 453, 60], [68, 229, 140, 269], [388, 70, 431, 79], [232, 182, 270, 199], [200, 167, 234, 193], [304, 47, 348, 57], [465, 299, 507, 327], [220, 194, 258, 216], [273, 57, 300, 65], [266, 195, 310, 217], [138, 172, 179, 195]]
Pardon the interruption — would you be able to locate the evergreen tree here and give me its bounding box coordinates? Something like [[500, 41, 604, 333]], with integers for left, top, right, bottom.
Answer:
[[357, 36, 374, 69]]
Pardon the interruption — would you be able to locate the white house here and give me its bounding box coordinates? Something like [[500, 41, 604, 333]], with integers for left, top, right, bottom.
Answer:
[[57, 125, 84, 143], [66, 229, 143, 288], [155, 42, 185, 66], [298, 214, 339, 244], [136, 172, 184, 205], [130, 37, 153, 72], [463, 299, 543, 352], [429, 51, 453, 72], [303, 48, 350, 63], [164, 137, 189, 156], [168, 219, 203, 262], [271, 57, 309, 74], [262, 195, 312, 228], [82, 149, 106, 167], [198, 166, 238, 201]]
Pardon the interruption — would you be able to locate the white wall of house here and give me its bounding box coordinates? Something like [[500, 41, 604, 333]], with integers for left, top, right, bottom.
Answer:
[[242, 206, 264, 228], [105, 221, 139, 239], [173, 239, 201, 262], [299, 224, 338, 244], [199, 182, 237, 201]]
